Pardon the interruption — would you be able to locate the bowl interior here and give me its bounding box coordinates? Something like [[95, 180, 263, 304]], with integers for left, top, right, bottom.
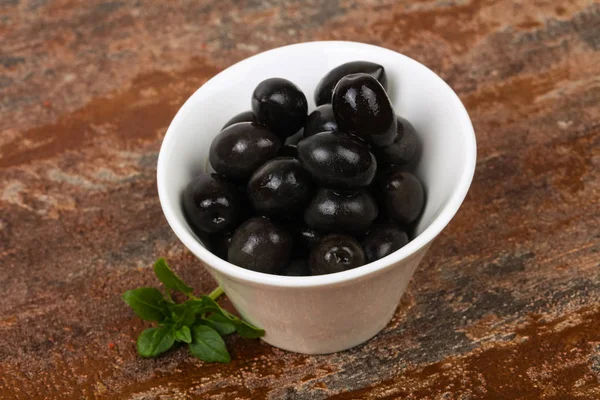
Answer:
[[158, 41, 475, 285]]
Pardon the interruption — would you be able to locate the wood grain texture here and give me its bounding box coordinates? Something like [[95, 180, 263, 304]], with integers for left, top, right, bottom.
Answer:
[[0, 0, 599, 398]]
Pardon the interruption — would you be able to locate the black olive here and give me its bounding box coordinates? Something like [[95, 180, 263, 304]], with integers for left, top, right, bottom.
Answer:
[[209, 122, 282, 181], [309, 234, 365, 275], [247, 157, 313, 216], [228, 217, 293, 274], [208, 231, 234, 260], [279, 259, 310, 277], [280, 144, 298, 158], [332, 73, 397, 147], [303, 104, 338, 138], [314, 61, 387, 106], [375, 116, 420, 166], [252, 78, 308, 139], [377, 168, 425, 226], [285, 129, 304, 146], [304, 188, 378, 236], [222, 110, 256, 130], [289, 224, 322, 256], [297, 131, 377, 189], [362, 222, 409, 263], [182, 173, 240, 235]]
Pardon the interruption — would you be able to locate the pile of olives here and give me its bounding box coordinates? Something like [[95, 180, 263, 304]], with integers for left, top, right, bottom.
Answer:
[[182, 61, 425, 276]]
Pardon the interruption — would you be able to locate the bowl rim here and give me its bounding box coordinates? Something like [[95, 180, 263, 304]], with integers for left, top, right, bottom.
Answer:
[[157, 40, 477, 288]]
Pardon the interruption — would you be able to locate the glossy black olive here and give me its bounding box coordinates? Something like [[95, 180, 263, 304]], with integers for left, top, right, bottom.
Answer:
[[209, 122, 282, 181], [378, 168, 425, 226], [280, 144, 298, 158], [332, 73, 397, 147], [221, 110, 256, 130], [303, 104, 338, 138], [362, 222, 409, 263], [375, 116, 420, 166], [309, 234, 365, 275], [297, 131, 377, 189], [228, 217, 293, 274], [314, 61, 387, 106], [285, 129, 304, 146], [289, 224, 322, 256], [279, 259, 310, 277], [182, 173, 240, 234], [304, 188, 378, 236], [247, 157, 313, 216], [208, 231, 234, 260], [252, 78, 308, 139]]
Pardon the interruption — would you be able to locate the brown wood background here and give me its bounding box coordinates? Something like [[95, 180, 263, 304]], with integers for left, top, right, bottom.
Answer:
[[0, 0, 599, 399]]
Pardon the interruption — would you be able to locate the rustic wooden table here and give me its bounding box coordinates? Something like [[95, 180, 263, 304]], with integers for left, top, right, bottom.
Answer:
[[1, 1, 599, 399]]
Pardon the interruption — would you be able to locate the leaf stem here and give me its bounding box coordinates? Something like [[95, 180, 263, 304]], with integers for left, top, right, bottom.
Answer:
[[208, 286, 224, 301]]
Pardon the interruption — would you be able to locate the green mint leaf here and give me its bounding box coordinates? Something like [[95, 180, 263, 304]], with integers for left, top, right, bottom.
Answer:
[[200, 314, 236, 335], [137, 326, 175, 357], [200, 296, 229, 317], [234, 319, 265, 339], [169, 303, 195, 326], [184, 299, 221, 316], [189, 325, 231, 363], [174, 325, 192, 344], [123, 288, 168, 322], [153, 258, 193, 294]]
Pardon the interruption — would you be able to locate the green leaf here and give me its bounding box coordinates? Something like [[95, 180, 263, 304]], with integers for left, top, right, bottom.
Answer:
[[186, 298, 222, 315], [234, 319, 265, 339], [123, 288, 168, 322], [137, 326, 175, 357], [200, 314, 236, 335], [174, 325, 192, 344], [200, 296, 230, 316], [189, 325, 231, 363], [169, 303, 195, 326], [153, 258, 193, 294]]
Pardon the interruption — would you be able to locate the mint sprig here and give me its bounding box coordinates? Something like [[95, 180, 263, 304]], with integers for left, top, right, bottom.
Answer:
[[123, 258, 265, 363]]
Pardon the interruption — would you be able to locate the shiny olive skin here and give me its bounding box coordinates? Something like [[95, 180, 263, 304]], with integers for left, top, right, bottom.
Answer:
[[221, 110, 256, 130], [252, 78, 308, 139], [309, 234, 365, 275], [228, 217, 293, 274], [375, 116, 420, 166], [247, 157, 313, 216], [304, 188, 378, 236], [280, 144, 298, 158], [297, 131, 377, 189], [279, 259, 310, 276], [209, 122, 282, 181], [362, 222, 409, 263], [332, 73, 397, 147], [378, 168, 425, 226], [314, 61, 387, 106], [290, 224, 322, 256], [182, 173, 240, 234], [303, 104, 338, 138]]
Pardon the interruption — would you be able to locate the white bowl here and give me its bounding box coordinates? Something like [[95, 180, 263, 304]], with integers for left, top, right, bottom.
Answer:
[[157, 41, 476, 354]]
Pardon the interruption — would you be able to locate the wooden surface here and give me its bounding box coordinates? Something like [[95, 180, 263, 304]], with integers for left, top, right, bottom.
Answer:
[[1, 1, 599, 399]]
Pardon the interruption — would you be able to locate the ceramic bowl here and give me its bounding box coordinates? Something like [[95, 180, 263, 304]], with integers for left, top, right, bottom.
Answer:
[[157, 41, 476, 354]]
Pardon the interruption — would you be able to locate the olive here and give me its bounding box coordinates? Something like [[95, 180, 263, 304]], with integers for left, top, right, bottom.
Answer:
[[208, 231, 234, 260], [290, 224, 322, 256], [303, 104, 338, 138], [375, 116, 420, 166], [362, 222, 409, 263], [247, 157, 313, 216], [332, 73, 397, 147], [314, 61, 387, 106], [222, 110, 256, 130], [182, 173, 240, 234], [309, 234, 365, 275], [378, 168, 425, 226], [209, 122, 282, 181], [280, 259, 310, 277], [252, 78, 308, 139], [297, 131, 377, 189], [304, 188, 378, 236], [280, 144, 298, 158], [228, 217, 293, 274], [285, 129, 304, 146]]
